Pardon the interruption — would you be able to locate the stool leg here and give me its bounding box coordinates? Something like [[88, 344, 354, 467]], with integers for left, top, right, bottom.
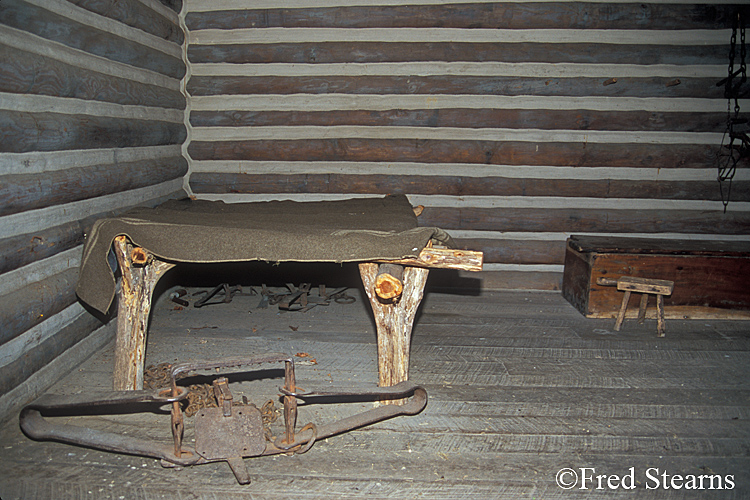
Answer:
[[656, 294, 666, 337], [637, 294, 648, 324], [614, 290, 631, 331]]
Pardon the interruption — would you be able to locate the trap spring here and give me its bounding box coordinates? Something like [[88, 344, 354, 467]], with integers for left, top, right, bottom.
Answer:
[[19, 353, 427, 485]]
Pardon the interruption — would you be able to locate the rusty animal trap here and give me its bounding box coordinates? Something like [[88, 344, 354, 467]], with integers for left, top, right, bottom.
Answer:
[[170, 283, 355, 312], [20, 354, 427, 484]]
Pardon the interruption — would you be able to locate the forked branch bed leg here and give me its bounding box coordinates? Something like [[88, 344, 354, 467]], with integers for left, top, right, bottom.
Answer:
[[112, 235, 174, 391], [359, 262, 429, 404]]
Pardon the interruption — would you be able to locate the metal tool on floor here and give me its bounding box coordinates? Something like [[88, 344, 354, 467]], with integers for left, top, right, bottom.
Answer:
[[193, 284, 254, 308], [19, 353, 427, 485], [169, 288, 189, 307], [259, 283, 355, 312]]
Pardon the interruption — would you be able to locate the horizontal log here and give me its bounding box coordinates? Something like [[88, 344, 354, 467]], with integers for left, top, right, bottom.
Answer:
[[453, 238, 567, 266], [0, 312, 105, 397], [0, 267, 78, 347], [187, 75, 722, 99], [190, 109, 727, 133], [419, 207, 750, 235], [1, 156, 188, 217], [67, 0, 183, 44], [0, 222, 84, 276], [0, 111, 186, 152], [187, 139, 717, 169], [0, 45, 185, 109], [0, 191, 185, 276], [188, 173, 747, 202], [426, 269, 563, 291], [188, 42, 724, 66], [0, 0, 185, 79], [185, 4, 741, 30]]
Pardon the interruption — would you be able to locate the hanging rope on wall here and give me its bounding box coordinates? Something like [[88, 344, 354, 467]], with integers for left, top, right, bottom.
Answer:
[[716, 9, 749, 212]]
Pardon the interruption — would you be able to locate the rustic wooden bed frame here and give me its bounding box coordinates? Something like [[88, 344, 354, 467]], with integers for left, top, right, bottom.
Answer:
[[111, 234, 482, 400]]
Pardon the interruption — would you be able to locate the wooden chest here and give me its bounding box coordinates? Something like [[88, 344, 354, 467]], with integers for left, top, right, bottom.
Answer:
[[562, 235, 750, 319]]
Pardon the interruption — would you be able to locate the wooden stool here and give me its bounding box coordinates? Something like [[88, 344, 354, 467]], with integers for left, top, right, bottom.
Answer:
[[596, 276, 675, 337]]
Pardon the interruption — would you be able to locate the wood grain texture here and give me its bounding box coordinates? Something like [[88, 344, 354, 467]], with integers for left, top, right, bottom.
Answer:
[[0, 0, 187, 415], [0, 222, 85, 276], [380, 247, 483, 272], [185, 3, 741, 30], [0, 45, 185, 109], [0, 111, 186, 152], [183, 0, 747, 290], [467, 270, 563, 291], [0, 191, 186, 276], [360, 262, 430, 397], [66, 0, 183, 44], [187, 75, 722, 99], [188, 173, 747, 202], [565, 248, 750, 316], [1, 156, 188, 216], [187, 139, 717, 169], [419, 206, 750, 235], [0, 267, 78, 347], [112, 237, 174, 391], [2, 288, 748, 498], [567, 235, 750, 256], [188, 42, 725, 66], [0, 0, 185, 79], [454, 238, 567, 265], [190, 108, 727, 132], [0, 312, 104, 396]]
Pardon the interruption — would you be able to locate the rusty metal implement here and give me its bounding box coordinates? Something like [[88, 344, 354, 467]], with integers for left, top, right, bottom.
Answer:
[[19, 353, 427, 485]]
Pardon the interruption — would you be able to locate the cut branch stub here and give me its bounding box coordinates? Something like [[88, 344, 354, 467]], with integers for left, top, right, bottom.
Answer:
[[375, 263, 405, 301], [130, 246, 150, 266], [376, 247, 483, 272]]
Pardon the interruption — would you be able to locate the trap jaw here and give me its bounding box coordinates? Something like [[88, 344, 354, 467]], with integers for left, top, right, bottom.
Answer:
[[20, 353, 427, 485]]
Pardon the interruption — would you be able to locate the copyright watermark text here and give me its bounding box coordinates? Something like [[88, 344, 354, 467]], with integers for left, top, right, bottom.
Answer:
[[555, 467, 735, 491]]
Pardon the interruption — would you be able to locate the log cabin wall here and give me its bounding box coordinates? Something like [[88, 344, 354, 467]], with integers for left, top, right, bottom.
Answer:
[[0, 0, 187, 414], [183, 0, 750, 291]]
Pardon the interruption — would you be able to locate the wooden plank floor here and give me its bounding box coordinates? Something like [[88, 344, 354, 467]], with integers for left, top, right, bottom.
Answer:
[[1, 275, 748, 499]]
